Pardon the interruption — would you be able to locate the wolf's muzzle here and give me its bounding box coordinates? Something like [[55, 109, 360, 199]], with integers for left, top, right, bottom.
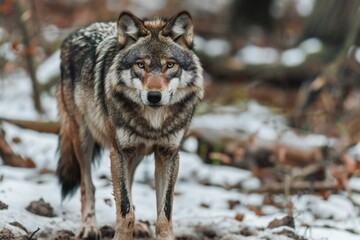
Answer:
[[147, 91, 162, 104]]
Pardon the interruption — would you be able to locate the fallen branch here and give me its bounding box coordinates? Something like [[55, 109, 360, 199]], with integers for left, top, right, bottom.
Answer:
[[0, 117, 59, 134], [241, 181, 337, 194], [0, 130, 35, 168], [188, 126, 335, 168], [198, 48, 329, 86]]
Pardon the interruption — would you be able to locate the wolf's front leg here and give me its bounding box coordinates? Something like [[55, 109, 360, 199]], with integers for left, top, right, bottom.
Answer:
[[110, 145, 136, 240], [154, 146, 179, 240]]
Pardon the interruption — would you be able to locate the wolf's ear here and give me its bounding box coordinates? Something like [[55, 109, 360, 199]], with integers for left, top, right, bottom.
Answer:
[[163, 11, 194, 48], [117, 11, 146, 46]]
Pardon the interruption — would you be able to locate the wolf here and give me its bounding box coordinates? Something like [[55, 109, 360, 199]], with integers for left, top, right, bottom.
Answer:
[[57, 10, 204, 240]]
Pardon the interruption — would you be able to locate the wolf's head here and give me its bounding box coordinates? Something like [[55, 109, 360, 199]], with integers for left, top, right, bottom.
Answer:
[[111, 11, 203, 109]]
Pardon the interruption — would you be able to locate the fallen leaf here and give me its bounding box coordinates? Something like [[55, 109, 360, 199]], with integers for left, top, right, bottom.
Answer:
[[267, 215, 294, 229], [247, 205, 263, 216], [235, 213, 244, 222]]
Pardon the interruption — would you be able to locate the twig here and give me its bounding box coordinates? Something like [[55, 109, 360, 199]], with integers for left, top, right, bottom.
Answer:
[[28, 227, 40, 240], [284, 174, 293, 217]]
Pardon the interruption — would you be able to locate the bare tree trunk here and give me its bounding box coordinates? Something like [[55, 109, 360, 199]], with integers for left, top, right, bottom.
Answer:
[[293, 8, 360, 132], [300, 0, 360, 46], [14, 0, 44, 113]]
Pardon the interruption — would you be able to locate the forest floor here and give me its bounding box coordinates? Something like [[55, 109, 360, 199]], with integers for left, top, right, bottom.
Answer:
[[1, 63, 360, 240]]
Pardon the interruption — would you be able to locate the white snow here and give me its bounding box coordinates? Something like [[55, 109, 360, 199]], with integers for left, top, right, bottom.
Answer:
[[355, 47, 360, 64], [183, 0, 231, 14], [0, 42, 17, 62], [192, 101, 337, 152], [0, 27, 6, 39], [43, 24, 62, 43], [294, 0, 316, 16], [194, 35, 206, 52], [132, 0, 166, 11], [236, 44, 279, 65], [270, 0, 315, 18], [300, 38, 323, 54], [281, 48, 305, 66], [204, 39, 231, 57], [36, 50, 61, 84], [182, 136, 199, 153]]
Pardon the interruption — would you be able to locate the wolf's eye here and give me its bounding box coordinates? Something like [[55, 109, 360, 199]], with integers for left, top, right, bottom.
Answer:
[[166, 62, 175, 69], [137, 62, 145, 69]]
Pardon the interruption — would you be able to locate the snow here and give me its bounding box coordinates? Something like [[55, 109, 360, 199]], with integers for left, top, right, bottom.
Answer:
[[294, 0, 316, 17], [0, 42, 17, 62], [0, 27, 5, 39], [355, 47, 360, 64], [271, 0, 315, 18], [43, 24, 62, 43], [182, 136, 198, 153], [194, 35, 206, 52], [192, 101, 337, 152], [300, 38, 323, 54], [236, 44, 280, 65], [281, 48, 305, 66], [183, 0, 231, 14], [36, 50, 61, 85], [204, 39, 231, 57], [0, 62, 360, 239], [132, 0, 166, 11], [235, 38, 321, 68]]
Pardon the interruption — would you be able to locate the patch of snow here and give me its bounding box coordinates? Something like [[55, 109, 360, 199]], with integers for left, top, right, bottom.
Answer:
[[241, 177, 261, 190], [349, 177, 360, 191], [204, 39, 230, 57], [194, 35, 206, 52], [192, 101, 335, 152], [132, 0, 166, 11], [300, 226, 360, 240], [236, 44, 279, 65], [270, 0, 288, 18], [0, 42, 17, 61], [294, 0, 316, 16], [347, 142, 360, 162], [300, 38, 322, 54], [43, 24, 61, 42], [182, 136, 198, 153], [36, 50, 61, 84], [183, 0, 231, 13], [281, 48, 305, 66], [279, 131, 336, 151], [0, 27, 5, 39], [355, 47, 360, 64]]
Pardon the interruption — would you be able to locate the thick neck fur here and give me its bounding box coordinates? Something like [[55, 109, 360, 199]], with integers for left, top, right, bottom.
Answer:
[[107, 89, 198, 140], [143, 106, 169, 129]]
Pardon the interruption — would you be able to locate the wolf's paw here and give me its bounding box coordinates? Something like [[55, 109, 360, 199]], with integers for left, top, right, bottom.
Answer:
[[77, 225, 101, 240], [133, 221, 153, 239]]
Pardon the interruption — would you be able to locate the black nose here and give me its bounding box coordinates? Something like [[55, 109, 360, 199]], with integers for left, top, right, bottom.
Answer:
[[147, 91, 162, 104]]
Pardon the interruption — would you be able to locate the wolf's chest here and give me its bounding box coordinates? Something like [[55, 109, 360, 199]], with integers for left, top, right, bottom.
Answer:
[[142, 107, 169, 129]]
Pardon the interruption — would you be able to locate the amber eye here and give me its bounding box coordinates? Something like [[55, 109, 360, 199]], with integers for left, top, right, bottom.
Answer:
[[166, 62, 175, 69], [137, 62, 145, 69]]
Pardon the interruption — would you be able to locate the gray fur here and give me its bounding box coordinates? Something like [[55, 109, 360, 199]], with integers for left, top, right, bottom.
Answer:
[[57, 11, 203, 239]]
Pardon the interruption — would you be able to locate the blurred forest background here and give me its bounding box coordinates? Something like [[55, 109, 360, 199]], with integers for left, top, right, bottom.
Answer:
[[1, 0, 360, 219]]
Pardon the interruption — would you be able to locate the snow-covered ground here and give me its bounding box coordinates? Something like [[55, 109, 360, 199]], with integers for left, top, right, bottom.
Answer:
[[1, 65, 360, 239]]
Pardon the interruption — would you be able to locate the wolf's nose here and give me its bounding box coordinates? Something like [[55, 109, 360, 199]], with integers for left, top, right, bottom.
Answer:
[[147, 91, 162, 104]]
